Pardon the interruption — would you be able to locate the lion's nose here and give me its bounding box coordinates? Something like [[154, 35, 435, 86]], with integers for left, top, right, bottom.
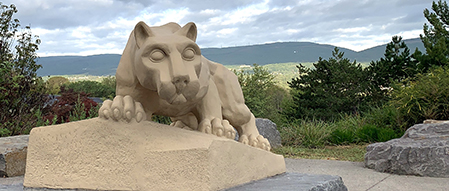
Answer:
[[172, 75, 190, 94]]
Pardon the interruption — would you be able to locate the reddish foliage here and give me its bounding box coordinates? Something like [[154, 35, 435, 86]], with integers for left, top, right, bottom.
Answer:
[[43, 87, 98, 124]]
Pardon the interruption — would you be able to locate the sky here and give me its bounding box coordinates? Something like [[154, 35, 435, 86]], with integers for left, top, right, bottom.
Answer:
[[2, 0, 436, 57]]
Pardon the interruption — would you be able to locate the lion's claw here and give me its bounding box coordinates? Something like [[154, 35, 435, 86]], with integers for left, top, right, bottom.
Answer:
[[198, 118, 236, 140], [239, 134, 271, 151], [99, 95, 146, 123]]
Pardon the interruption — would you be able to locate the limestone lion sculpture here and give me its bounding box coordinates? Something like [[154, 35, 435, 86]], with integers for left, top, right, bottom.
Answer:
[[98, 21, 270, 151]]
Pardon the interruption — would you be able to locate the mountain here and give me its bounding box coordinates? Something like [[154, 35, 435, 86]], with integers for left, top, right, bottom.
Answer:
[[36, 38, 426, 76], [36, 54, 121, 76]]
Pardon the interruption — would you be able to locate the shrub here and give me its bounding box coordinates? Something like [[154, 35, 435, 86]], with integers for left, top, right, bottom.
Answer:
[[45, 76, 69, 94], [328, 114, 364, 145], [234, 64, 288, 122], [329, 128, 356, 145], [42, 87, 98, 124], [0, 3, 46, 136], [101, 75, 116, 90], [152, 115, 172, 125], [279, 120, 333, 148], [390, 66, 449, 128], [355, 124, 399, 143], [64, 80, 115, 99], [363, 106, 406, 134]]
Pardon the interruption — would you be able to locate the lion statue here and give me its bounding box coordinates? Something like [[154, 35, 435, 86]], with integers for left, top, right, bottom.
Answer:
[[99, 21, 270, 151]]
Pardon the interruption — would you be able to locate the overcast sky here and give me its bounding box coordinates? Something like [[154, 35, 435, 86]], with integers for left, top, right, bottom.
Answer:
[[3, 0, 435, 57]]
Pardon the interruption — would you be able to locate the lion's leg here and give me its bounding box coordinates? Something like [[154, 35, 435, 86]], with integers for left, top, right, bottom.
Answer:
[[170, 113, 198, 130], [210, 64, 270, 150], [194, 79, 236, 139], [222, 104, 271, 151]]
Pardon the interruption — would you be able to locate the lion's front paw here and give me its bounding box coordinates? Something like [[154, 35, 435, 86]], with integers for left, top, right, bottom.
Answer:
[[239, 134, 271, 151], [198, 118, 236, 140], [99, 95, 146, 123]]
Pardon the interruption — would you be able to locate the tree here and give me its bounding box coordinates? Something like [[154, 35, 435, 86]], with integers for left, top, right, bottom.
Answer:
[[418, 0, 449, 71], [285, 48, 369, 121], [46, 76, 69, 94], [0, 3, 45, 136], [63, 80, 115, 99], [234, 64, 287, 122], [365, 36, 417, 104]]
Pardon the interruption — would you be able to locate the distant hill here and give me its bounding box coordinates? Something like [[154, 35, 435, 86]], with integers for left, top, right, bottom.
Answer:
[[36, 38, 425, 76], [37, 54, 121, 76]]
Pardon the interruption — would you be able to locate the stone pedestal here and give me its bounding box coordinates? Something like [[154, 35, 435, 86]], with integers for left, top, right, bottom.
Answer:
[[24, 118, 285, 191]]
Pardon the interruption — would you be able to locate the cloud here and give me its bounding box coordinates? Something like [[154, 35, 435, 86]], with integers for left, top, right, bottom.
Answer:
[[0, 0, 436, 56]]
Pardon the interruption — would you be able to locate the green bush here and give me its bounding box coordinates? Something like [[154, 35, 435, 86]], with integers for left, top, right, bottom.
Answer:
[[363, 106, 406, 134], [355, 124, 399, 143], [0, 3, 47, 136], [279, 120, 333, 148], [46, 76, 69, 94], [64, 80, 115, 99], [234, 64, 287, 122], [101, 75, 116, 90], [328, 114, 364, 145], [390, 66, 449, 128], [329, 128, 355, 145], [377, 128, 400, 142]]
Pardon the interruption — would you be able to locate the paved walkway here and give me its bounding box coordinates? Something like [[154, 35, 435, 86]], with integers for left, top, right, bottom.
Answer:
[[2, 158, 449, 190], [285, 158, 449, 191]]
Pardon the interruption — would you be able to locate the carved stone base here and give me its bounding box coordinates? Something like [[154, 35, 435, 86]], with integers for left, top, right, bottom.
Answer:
[[24, 118, 285, 191]]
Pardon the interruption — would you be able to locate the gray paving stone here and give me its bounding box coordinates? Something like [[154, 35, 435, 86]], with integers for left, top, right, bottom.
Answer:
[[224, 173, 347, 191]]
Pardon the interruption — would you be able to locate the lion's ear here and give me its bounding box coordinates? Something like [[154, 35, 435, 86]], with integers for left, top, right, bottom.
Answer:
[[134, 21, 154, 49], [176, 22, 197, 42]]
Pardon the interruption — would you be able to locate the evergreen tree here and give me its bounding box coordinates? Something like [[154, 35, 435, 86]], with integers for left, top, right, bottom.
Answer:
[[365, 36, 417, 104], [417, 0, 449, 71], [285, 48, 369, 121]]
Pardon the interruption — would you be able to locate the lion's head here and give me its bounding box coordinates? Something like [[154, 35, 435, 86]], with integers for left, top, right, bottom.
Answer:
[[131, 22, 210, 105]]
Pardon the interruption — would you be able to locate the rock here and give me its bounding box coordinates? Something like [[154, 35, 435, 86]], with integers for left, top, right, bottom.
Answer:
[[0, 135, 29, 177], [365, 123, 449, 177], [233, 118, 282, 149], [24, 118, 286, 191], [225, 173, 348, 191], [255, 118, 282, 148]]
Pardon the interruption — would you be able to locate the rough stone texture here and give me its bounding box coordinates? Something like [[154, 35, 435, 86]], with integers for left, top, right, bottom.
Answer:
[[365, 123, 449, 177], [255, 118, 282, 148], [24, 118, 285, 191], [224, 173, 347, 191], [0, 135, 29, 177]]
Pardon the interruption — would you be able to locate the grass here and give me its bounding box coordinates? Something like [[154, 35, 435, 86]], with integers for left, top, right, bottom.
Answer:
[[272, 144, 368, 162]]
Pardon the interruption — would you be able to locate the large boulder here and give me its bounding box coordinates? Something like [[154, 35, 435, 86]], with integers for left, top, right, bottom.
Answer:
[[233, 118, 282, 149], [365, 123, 449, 177], [255, 118, 282, 148], [24, 118, 286, 191]]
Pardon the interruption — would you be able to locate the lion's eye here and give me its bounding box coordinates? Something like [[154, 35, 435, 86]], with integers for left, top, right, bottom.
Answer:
[[182, 48, 195, 60], [149, 49, 165, 62]]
